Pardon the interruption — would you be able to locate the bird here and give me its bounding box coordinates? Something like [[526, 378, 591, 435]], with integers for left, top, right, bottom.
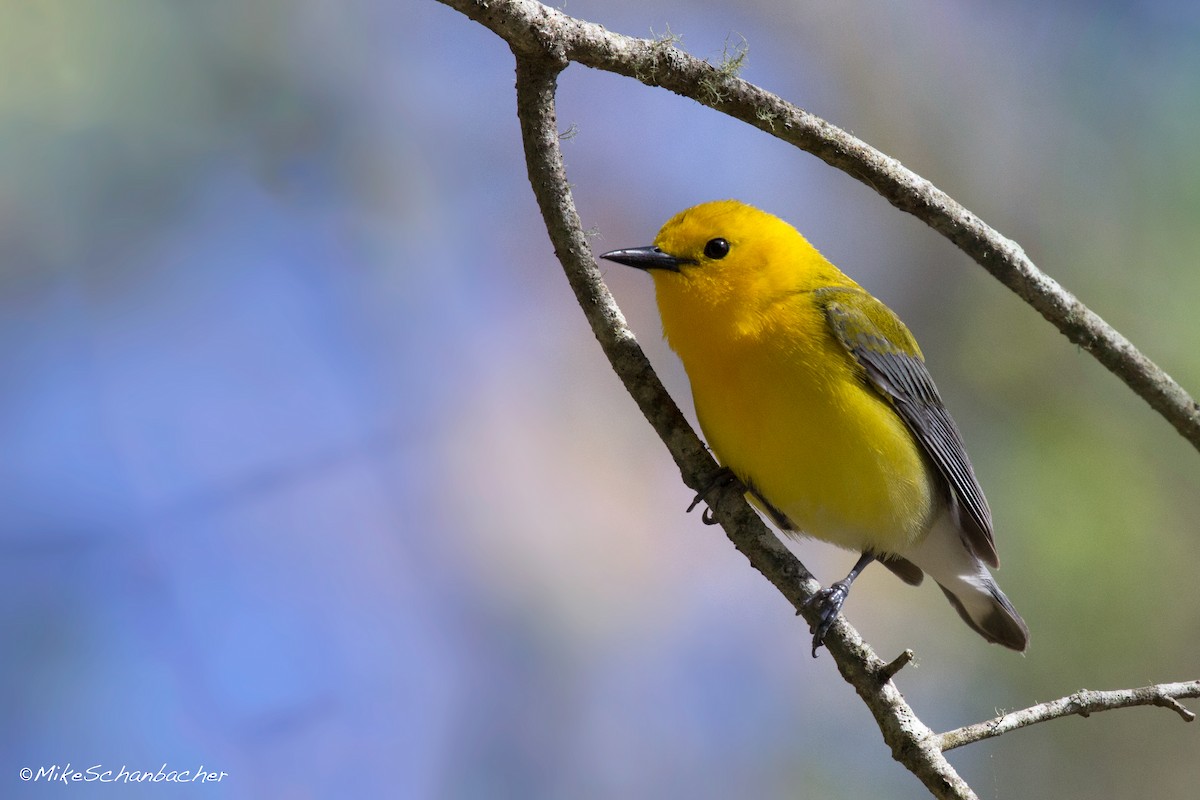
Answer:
[[600, 200, 1028, 655]]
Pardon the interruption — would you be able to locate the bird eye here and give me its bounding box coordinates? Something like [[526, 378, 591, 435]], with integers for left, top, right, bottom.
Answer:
[[703, 238, 730, 260]]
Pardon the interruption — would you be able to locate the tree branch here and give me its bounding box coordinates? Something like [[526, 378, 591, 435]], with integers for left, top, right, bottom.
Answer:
[[510, 48, 978, 800], [437, 1, 1200, 797], [937, 680, 1200, 751], [440, 0, 1200, 454]]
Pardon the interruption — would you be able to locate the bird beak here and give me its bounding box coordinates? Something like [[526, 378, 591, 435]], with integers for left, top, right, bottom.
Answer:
[[599, 246, 692, 273]]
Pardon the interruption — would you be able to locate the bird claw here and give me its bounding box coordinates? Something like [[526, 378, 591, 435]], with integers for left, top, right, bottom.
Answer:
[[687, 467, 738, 523], [803, 581, 851, 657]]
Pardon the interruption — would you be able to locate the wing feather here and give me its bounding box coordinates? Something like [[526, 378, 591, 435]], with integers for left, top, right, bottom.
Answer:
[[820, 289, 999, 567]]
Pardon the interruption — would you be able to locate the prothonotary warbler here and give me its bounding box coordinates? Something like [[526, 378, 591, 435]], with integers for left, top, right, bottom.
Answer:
[[601, 200, 1028, 655]]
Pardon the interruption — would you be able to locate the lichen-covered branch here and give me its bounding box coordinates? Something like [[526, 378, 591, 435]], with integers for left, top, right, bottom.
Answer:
[[438, 0, 1200, 454], [938, 680, 1200, 751]]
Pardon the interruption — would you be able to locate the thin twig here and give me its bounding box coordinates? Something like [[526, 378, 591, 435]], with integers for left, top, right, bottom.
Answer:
[[879, 649, 916, 683], [937, 680, 1200, 751], [438, 0, 1200, 455]]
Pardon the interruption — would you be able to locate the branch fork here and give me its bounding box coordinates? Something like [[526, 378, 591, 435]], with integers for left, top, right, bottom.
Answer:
[[437, 2, 1200, 797]]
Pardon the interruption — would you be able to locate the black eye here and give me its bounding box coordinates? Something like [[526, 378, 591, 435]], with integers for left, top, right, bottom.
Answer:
[[703, 238, 730, 260]]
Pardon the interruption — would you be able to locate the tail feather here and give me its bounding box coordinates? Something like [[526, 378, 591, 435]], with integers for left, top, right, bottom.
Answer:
[[936, 580, 1028, 651], [904, 511, 1029, 652]]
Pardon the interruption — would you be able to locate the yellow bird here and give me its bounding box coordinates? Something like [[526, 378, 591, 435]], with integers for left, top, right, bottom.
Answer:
[[601, 200, 1028, 654]]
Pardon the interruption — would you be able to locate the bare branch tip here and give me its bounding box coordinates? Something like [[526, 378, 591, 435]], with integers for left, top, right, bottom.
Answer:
[[879, 648, 915, 683], [1157, 695, 1195, 722]]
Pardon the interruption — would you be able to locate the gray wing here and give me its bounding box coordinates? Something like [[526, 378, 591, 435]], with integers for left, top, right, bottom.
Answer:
[[821, 290, 999, 567]]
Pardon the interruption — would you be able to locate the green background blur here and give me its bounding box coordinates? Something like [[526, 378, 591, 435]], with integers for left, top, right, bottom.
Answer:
[[3, 1, 1199, 798]]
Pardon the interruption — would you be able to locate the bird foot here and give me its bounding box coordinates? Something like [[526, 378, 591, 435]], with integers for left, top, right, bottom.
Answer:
[[686, 467, 738, 524], [803, 580, 851, 657]]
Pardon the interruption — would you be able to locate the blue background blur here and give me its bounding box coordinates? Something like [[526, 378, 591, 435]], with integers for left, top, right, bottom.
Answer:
[[4, 1, 1200, 798]]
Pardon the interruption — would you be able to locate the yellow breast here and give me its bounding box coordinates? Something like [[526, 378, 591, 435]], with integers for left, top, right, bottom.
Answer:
[[670, 292, 936, 554]]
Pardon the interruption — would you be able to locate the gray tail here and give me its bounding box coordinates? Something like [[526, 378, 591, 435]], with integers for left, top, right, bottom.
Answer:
[[936, 580, 1028, 652], [905, 511, 1029, 652]]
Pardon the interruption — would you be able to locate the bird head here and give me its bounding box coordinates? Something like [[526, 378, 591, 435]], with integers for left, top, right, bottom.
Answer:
[[601, 200, 853, 342]]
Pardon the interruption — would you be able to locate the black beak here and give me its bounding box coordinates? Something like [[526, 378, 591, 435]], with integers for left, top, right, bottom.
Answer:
[[599, 246, 692, 273]]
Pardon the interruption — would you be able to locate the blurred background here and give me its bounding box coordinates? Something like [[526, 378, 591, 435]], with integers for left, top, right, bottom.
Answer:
[[3, 1, 1199, 797]]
